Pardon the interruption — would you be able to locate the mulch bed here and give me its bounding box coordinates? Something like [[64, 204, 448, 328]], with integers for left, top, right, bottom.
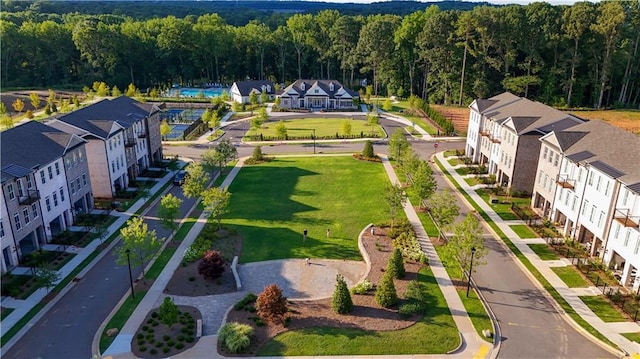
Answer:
[[131, 305, 202, 358], [221, 228, 427, 356]]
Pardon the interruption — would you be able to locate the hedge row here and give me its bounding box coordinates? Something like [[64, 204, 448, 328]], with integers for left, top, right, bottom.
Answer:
[[408, 96, 456, 135]]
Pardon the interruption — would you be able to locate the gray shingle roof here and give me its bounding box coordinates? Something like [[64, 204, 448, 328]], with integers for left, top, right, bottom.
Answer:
[[281, 80, 359, 99], [1, 121, 86, 178], [233, 80, 276, 96]]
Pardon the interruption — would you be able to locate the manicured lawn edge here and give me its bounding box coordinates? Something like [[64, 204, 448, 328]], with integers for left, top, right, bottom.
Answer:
[[434, 157, 619, 350], [551, 266, 590, 288], [579, 296, 628, 323], [621, 332, 640, 343], [528, 243, 560, 261], [510, 224, 538, 239]]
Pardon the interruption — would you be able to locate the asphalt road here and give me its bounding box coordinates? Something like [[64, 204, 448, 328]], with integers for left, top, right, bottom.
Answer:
[[3, 185, 198, 359]]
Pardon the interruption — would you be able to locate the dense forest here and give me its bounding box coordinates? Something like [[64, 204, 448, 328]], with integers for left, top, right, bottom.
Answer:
[[1, 0, 639, 108]]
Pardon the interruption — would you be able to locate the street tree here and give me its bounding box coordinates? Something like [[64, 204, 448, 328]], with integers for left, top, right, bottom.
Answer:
[[443, 213, 487, 279], [12, 98, 25, 113], [160, 120, 171, 140], [367, 111, 379, 135], [399, 150, 420, 182], [159, 297, 179, 328], [275, 120, 287, 139], [157, 193, 182, 237], [35, 266, 61, 294], [249, 92, 258, 114], [213, 138, 238, 174], [428, 189, 460, 233], [412, 161, 437, 209], [117, 216, 162, 277], [111, 85, 122, 97], [385, 182, 407, 230], [0, 114, 14, 130], [388, 128, 410, 160], [202, 187, 231, 230], [29, 93, 40, 110], [341, 120, 352, 136], [182, 163, 209, 199]]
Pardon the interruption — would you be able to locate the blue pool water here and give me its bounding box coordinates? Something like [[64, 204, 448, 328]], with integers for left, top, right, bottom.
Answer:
[[167, 87, 229, 98]]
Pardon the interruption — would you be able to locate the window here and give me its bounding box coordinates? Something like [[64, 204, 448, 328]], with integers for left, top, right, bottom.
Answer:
[[571, 196, 577, 211], [582, 200, 589, 215], [538, 171, 543, 184], [109, 141, 112, 151], [14, 214, 21, 231], [7, 184, 15, 200], [70, 181, 76, 194], [111, 161, 115, 173], [26, 175, 33, 189], [59, 188, 65, 202], [72, 152, 77, 164], [17, 180, 24, 197], [55, 162, 60, 175], [548, 150, 553, 163], [53, 192, 58, 207], [116, 158, 120, 170], [508, 157, 512, 169], [48, 166, 53, 179], [543, 147, 548, 160], [588, 172, 594, 186], [32, 203, 38, 218], [23, 208, 30, 224], [589, 205, 596, 222], [554, 153, 559, 166], [624, 230, 631, 246], [635, 238, 640, 255], [0, 221, 4, 237], [623, 190, 630, 206], [563, 161, 568, 173], [118, 136, 121, 145], [46, 196, 51, 211], [82, 173, 87, 186], [559, 190, 564, 202], [76, 177, 81, 189], [66, 157, 72, 169], [577, 168, 583, 182], [41, 170, 46, 184], [596, 176, 602, 191], [614, 222, 621, 239], [79, 151, 84, 162], [598, 211, 604, 227], [543, 174, 548, 188], [605, 182, 610, 196], [564, 191, 570, 206]]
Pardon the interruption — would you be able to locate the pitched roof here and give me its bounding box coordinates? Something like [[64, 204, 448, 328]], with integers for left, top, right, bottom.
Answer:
[[233, 80, 275, 96], [1, 121, 86, 179], [476, 92, 521, 114], [552, 131, 588, 151], [281, 79, 359, 99], [55, 96, 153, 137]]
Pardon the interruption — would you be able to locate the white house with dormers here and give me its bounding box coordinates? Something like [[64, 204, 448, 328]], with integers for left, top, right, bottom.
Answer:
[[47, 118, 128, 198], [278, 80, 359, 110], [230, 80, 276, 104], [607, 184, 640, 292]]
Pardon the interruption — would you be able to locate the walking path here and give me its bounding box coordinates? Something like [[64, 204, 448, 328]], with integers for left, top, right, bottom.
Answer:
[[435, 151, 637, 357], [0, 165, 179, 352], [101, 154, 493, 359]]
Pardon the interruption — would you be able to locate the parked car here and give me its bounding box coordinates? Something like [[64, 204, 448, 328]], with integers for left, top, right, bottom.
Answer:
[[173, 170, 187, 185]]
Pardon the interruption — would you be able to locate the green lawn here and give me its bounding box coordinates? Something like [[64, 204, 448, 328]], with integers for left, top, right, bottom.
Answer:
[[465, 177, 482, 186], [458, 289, 493, 343], [247, 118, 382, 139], [386, 100, 438, 135], [528, 243, 559, 260], [621, 332, 640, 343], [579, 296, 628, 323], [257, 266, 460, 355], [225, 157, 388, 263], [476, 189, 530, 221], [448, 158, 462, 166], [510, 225, 538, 239], [551, 266, 589, 288]]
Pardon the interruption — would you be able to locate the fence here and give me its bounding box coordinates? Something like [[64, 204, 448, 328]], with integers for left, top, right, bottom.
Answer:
[[511, 202, 542, 226]]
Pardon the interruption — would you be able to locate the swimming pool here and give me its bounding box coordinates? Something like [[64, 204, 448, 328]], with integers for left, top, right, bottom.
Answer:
[[166, 87, 229, 98]]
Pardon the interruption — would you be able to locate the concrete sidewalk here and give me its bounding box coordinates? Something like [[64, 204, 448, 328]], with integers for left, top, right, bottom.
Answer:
[[435, 151, 638, 357], [0, 164, 180, 352]]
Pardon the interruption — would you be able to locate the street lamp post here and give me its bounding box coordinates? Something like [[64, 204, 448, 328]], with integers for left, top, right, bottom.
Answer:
[[312, 128, 316, 154], [466, 246, 476, 298], [125, 248, 135, 299]]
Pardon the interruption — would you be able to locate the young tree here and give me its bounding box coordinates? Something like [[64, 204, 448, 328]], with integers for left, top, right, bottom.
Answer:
[[375, 271, 398, 308], [201, 109, 213, 129], [213, 139, 238, 174], [0, 114, 14, 130], [256, 284, 288, 324], [332, 274, 353, 314], [388, 128, 410, 160], [399, 150, 421, 182], [73, 95, 80, 108], [367, 111, 379, 135], [29, 93, 40, 110], [386, 247, 406, 279], [198, 249, 225, 280], [12, 98, 25, 113], [126, 83, 137, 97], [385, 183, 407, 230], [252, 146, 264, 161], [160, 120, 171, 140], [231, 101, 241, 113], [117, 216, 162, 276], [158, 297, 179, 329], [202, 187, 231, 230], [260, 91, 268, 104], [111, 85, 122, 97], [182, 163, 209, 198], [275, 120, 287, 139], [47, 89, 56, 107], [59, 99, 71, 113], [362, 140, 375, 158], [412, 161, 437, 209], [274, 97, 281, 108], [158, 193, 182, 236], [341, 120, 352, 136], [443, 213, 487, 279], [249, 92, 258, 114], [428, 189, 460, 231], [382, 98, 393, 111], [35, 266, 61, 294]]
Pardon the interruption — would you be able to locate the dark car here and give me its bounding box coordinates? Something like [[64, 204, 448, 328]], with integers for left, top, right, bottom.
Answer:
[[173, 170, 187, 186]]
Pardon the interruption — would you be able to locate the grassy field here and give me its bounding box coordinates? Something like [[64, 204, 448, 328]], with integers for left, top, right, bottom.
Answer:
[[579, 296, 628, 323], [225, 156, 389, 263], [551, 266, 589, 288], [528, 243, 559, 260], [570, 110, 640, 134], [510, 225, 538, 239], [257, 266, 460, 355], [248, 118, 382, 139]]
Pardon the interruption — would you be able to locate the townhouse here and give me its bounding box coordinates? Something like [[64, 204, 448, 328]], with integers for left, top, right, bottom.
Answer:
[[1, 121, 93, 273], [47, 96, 163, 198], [465, 92, 584, 194], [534, 121, 640, 291]]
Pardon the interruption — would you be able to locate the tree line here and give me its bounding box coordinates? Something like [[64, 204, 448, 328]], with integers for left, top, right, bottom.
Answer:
[[1, 1, 638, 108]]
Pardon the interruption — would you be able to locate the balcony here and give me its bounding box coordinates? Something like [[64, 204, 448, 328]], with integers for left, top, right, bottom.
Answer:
[[480, 129, 490, 137], [19, 190, 40, 205], [489, 134, 501, 143], [137, 132, 148, 138], [614, 208, 640, 228], [556, 174, 576, 190], [124, 137, 137, 147]]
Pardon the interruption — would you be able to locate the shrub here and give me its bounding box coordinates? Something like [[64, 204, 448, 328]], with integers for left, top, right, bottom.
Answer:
[[219, 322, 254, 353], [163, 335, 171, 341], [158, 297, 179, 328], [139, 346, 147, 352], [175, 342, 184, 350], [151, 311, 158, 318], [185, 336, 195, 343], [252, 146, 264, 161], [399, 302, 424, 317], [198, 250, 225, 280], [256, 284, 288, 324], [163, 347, 170, 353], [362, 140, 375, 158], [136, 333, 144, 339], [387, 248, 406, 279], [350, 279, 373, 295], [375, 271, 398, 308], [400, 280, 426, 317], [182, 237, 214, 265], [332, 274, 353, 314], [150, 349, 157, 355], [234, 292, 258, 310]]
